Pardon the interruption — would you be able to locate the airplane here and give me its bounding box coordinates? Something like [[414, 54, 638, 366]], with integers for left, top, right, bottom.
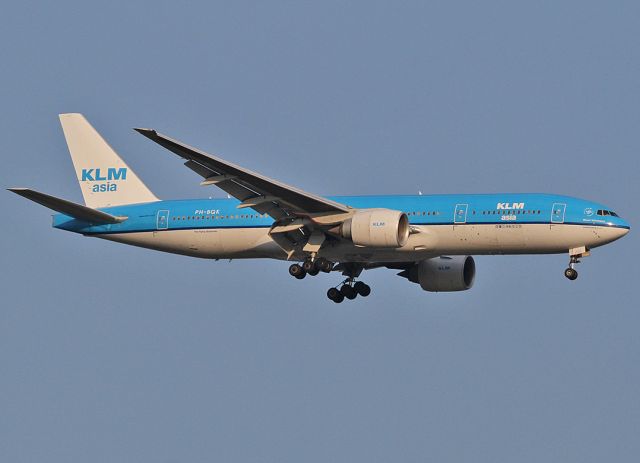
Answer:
[[9, 114, 630, 303]]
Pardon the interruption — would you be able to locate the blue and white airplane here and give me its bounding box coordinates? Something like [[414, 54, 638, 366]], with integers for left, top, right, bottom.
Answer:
[[10, 114, 630, 302]]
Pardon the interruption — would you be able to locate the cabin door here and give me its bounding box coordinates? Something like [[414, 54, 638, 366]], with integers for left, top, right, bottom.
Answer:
[[551, 203, 566, 224], [454, 204, 468, 224], [156, 210, 170, 230]]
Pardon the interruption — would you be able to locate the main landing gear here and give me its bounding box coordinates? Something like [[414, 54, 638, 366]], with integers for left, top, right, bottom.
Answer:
[[288, 257, 333, 280], [327, 278, 371, 303], [289, 258, 371, 303]]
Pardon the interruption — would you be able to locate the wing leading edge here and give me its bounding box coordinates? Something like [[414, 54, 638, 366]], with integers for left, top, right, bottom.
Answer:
[[134, 128, 350, 220]]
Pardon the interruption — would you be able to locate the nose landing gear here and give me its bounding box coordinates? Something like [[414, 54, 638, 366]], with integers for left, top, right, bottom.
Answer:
[[564, 247, 590, 281]]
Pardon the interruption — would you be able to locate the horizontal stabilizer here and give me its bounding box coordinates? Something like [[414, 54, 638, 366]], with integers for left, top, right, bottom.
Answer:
[[8, 188, 126, 224]]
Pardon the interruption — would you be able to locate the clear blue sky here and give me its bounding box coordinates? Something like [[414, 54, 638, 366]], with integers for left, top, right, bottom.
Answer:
[[1, 1, 639, 462]]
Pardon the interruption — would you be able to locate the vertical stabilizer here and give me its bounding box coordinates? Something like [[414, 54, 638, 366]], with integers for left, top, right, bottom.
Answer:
[[59, 113, 159, 208]]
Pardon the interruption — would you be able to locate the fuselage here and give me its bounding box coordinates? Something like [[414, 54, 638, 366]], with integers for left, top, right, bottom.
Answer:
[[52, 193, 630, 262]]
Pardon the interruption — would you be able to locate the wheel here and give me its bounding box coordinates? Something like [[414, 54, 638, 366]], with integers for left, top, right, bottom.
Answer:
[[341, 284, 357, 300], [302, 259, 316, 273], [307, 268, 320, 276], [353, 281, 371, 297], [317, 258, 333, 273], [564, 268, 578, 280], [327, 288, 344, 303], [289, 264, 306, 279]]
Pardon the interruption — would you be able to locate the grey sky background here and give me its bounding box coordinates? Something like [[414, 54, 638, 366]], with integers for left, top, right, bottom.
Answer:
[[1, 1, 639, 462]]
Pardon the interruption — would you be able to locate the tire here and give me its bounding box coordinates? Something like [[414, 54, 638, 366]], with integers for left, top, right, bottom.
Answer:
[[302, 260, 316, 273], [564, 268, 578, 280], [354, 281, 371, 297], [327, 287, 343, 303], [289, 264, 305, 279], [317, 258, 333, 273], [341, 285, 357, 300]]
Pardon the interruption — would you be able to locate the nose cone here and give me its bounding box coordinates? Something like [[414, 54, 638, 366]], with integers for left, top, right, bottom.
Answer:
[[612, 217, 630, 240], [616, 225, 630, 239], [620, 220, 631, 238], [594, 222, 629, 247]]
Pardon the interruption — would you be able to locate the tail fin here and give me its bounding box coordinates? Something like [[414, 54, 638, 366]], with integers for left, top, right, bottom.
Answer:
[[59, 113, 158, 208]]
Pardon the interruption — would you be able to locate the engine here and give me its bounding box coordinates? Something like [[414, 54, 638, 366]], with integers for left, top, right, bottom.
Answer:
[[408, 256, 476, 292], [340, 209, 410, 248]]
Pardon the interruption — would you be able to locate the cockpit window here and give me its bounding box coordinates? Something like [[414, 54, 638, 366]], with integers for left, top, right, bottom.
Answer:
[[597, 209, 618, 217]]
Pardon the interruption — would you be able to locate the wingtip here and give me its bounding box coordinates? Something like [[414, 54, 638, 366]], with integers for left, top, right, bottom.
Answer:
[[134, 127, 157, 136], [7, 187, 31, 197]]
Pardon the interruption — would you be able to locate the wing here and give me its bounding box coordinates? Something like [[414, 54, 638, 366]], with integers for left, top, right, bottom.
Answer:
[[134, 128, 350, 221]]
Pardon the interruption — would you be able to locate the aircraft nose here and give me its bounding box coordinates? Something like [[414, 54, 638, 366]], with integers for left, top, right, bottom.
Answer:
[[616, 221, 630, 238]]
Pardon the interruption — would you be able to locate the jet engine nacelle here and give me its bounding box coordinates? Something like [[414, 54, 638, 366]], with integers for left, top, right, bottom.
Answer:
[[341, 209, 410, 248], [417, 256, 476, 292]]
